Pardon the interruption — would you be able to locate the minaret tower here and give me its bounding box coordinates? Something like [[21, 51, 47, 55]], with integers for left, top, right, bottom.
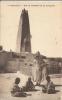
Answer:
[[16, 9, 31, 53]]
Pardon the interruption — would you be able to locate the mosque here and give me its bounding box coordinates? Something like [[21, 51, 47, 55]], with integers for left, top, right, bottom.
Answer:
[[0, 9, 62, 76]]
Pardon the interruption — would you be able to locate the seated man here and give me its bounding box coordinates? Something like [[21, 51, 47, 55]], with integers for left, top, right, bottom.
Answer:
[[23, 77, 35, 91], [42, 76, 55, 94], [11, 77, 27, 97]]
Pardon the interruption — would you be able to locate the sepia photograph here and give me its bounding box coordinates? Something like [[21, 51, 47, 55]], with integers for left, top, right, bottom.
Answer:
[[0, 0, 62, 100]]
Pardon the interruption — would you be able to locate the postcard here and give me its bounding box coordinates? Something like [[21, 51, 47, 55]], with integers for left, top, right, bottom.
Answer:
[[0, 1, 62, 100]]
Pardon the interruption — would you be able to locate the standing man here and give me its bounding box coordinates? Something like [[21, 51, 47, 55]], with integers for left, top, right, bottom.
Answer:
[[32, 59, 38, 82], [32, 51, 48, 85], [32, 52, 42, 85]]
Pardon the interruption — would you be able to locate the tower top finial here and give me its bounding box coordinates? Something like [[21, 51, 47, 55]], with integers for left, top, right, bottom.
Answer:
[[22, 8, 28, 14]]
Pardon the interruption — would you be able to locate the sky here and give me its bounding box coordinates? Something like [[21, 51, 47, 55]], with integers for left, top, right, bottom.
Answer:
[[0, 1, 62, 57]]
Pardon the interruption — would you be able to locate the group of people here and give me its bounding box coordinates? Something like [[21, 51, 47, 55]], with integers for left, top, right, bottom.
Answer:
[[11, 76, 55, 97], [11, 77, 35, 97], [11, 52, 55, 97]]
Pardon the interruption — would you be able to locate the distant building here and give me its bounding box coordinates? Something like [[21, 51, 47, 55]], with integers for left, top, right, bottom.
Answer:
[[16, 9, 31, 53]]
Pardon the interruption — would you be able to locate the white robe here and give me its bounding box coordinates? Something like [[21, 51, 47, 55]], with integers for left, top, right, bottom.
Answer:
[[32, 60, 38, 81]]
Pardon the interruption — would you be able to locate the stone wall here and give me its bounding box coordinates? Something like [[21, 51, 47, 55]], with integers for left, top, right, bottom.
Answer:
[[6, 52, 34, 75], [0, 51, 8, 72], [46, 58, 62, 74], [0, 51, 62, 75]]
